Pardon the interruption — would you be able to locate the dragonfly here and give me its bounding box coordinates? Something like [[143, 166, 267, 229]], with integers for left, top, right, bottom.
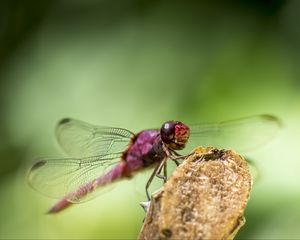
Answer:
[[27, 114, 281, 213]]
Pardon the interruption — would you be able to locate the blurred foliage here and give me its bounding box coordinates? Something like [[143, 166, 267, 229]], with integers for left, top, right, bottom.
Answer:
[[0, 0, 300, 239]]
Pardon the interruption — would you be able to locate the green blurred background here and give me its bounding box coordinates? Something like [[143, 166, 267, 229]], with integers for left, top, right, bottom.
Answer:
[[0, 0, 299, 239]]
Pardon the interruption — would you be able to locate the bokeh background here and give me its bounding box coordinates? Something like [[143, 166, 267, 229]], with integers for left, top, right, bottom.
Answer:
[[0, 0, 299, 239]]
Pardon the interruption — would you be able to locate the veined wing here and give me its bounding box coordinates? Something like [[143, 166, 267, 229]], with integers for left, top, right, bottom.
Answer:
[[183, 114, 282, 154], [27, 153, 121, 203], [55, 118, 134, 158]]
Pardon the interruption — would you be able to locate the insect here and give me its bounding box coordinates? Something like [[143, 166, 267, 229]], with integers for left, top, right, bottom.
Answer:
[[27, 115, 281, 213]]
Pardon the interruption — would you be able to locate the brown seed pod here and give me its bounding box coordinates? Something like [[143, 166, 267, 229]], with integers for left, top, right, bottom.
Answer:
[[138, 147, 252, 240]]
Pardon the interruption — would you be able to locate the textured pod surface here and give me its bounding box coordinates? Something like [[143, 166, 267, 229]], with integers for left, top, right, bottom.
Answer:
[[138, 147, 252, 240]]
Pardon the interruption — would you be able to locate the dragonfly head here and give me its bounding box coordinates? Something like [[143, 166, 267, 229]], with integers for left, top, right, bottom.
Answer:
[[160, 121, 190, 150]]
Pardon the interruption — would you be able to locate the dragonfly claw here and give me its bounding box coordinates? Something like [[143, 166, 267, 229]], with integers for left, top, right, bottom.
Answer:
[[155, 173, 167, 182]]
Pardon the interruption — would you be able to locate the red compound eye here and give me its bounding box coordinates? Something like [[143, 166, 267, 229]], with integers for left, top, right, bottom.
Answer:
[[174, 122, 190, 144], [175, 123, 189, 137]]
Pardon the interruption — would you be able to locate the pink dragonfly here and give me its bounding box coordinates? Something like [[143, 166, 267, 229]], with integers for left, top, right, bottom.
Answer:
[[27, 115, 281, 213]]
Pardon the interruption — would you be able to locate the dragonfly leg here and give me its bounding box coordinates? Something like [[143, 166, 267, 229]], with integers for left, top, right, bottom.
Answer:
[[145, 159, 167, 200], [171, 150, 182, 157], [170, 152, 193, 161], [145, 163, 160, 200], [163, 144, 184, 164], [156, 161, 167, 182], [163, 161, 167, 182], [173, 159, 180, 166], [168, 152, 191, 166], [169, 150, 184, 165]]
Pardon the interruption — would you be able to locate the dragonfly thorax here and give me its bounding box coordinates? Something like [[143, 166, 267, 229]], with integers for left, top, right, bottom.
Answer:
[[160, 120, 190, 150]]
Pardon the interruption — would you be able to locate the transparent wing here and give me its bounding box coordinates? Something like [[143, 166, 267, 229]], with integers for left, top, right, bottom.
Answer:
[[55, 118, 134, 157], [27, 153, 121, 202], [182, 115, 282, 154]]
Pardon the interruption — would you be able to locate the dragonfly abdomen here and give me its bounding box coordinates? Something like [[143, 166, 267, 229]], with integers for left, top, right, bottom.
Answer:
[[48, 162, 128, 213]]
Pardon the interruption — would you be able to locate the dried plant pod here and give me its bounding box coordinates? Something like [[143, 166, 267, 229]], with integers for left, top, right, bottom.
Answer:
[[138, 147, 252, 240]]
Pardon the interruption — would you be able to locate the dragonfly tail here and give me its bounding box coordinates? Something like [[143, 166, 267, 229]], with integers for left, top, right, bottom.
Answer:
[[47, 161, 128, 214], [47, 198, 72, 214]]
